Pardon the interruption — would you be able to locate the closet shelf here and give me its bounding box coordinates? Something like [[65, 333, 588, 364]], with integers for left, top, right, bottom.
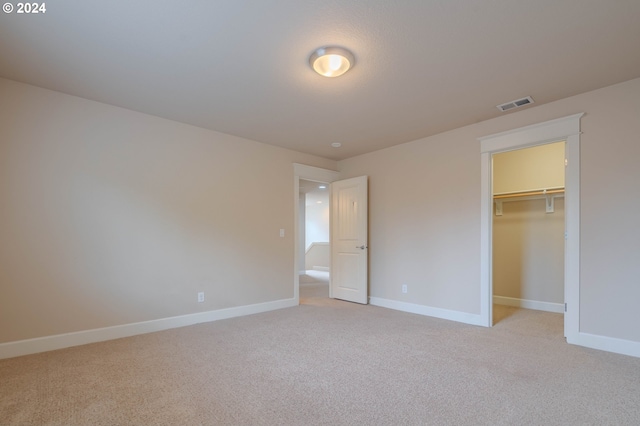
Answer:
[[493, 187, 564, 200], [493, 187, 564, 215]]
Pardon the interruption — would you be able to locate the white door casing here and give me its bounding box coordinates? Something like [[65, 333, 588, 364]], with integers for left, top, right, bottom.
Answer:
[[330, 176, 368, 304]]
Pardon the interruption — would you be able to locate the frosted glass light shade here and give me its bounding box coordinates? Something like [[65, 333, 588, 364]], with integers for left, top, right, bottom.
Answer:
[[309, 47, 355, 77]]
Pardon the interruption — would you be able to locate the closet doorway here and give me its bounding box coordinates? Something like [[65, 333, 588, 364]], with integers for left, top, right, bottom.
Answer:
[[479, 113, 583, 342], [492, 142, 566, 324]]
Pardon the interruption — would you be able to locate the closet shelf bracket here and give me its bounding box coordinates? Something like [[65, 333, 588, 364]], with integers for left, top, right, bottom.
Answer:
[[545, 194, 555, 214], [495, 200, 503, 216]]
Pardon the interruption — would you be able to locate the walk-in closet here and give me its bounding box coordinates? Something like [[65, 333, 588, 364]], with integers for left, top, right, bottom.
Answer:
[[492, 142, 566, 317]]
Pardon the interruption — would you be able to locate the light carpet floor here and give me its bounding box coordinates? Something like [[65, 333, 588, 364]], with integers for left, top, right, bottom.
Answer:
[[1, 290, 639, 425]]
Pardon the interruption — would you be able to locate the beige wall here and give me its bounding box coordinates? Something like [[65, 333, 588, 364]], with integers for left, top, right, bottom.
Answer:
[[2, 75, 640, 347], [339, 77, 640, 342], [493, 142, 565, 194], [0, 78, 336, 343], [304, 243, 330, 270], [339, 126, 482, 313], [493, 199, 565, 304], [305, 200, 329, 250]]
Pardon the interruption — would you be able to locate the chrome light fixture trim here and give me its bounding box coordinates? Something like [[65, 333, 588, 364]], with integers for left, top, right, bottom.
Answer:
[[309, 46, 355, 77]]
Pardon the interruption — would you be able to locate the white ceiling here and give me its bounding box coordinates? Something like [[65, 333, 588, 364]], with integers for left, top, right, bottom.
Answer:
[[2, 1, 639, 160]]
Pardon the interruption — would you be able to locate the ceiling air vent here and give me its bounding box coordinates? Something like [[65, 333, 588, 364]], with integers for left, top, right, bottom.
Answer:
[[497, 96, 534, 112]]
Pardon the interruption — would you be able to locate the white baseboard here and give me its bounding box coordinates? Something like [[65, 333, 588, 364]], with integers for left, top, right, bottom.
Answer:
[[371, 297, 640, 359], [5, 296, 637, 360], [369, 297, 484, 326], [493, 295, 564, 313], [568, 332, 640, 359], [0, 298, 297, 360], [312, 266, 329, 272], [494, 296, 640, 358]]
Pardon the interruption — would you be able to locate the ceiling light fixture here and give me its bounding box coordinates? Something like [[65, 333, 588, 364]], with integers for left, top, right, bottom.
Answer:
[[331, 142, 342, 148], [309, 46, 355, 77]]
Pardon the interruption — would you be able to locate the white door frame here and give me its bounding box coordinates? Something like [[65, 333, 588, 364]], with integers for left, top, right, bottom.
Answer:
[[478, 113, 583, 343], [293, 164, 340, 304]]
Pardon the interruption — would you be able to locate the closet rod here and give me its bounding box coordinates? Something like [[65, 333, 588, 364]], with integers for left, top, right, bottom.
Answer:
[[493, 187, 564, 200]]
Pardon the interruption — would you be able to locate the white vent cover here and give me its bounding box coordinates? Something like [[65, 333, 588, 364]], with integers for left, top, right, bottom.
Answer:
[[497, 96, 534, 112]]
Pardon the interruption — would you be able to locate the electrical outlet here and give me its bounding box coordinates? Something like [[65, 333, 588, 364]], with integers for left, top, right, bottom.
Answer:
[[402, 284, 408, 294], [197, 292, 205, 303]]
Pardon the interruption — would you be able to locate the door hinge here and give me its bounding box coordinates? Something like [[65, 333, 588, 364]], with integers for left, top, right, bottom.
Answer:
[[564, 303, 567, 312]]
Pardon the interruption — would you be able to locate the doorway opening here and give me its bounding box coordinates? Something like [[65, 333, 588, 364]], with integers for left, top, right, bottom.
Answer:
[[293, 164, 369, 306], [293, 164, 339, 305], [299, 179, 331, 303], [491, 141, 566, 328]]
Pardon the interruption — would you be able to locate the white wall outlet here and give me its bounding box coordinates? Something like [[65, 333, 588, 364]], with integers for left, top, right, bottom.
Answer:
[[197, 292, 205, 303], [402, 284, 408, 294], [279, 229, 285, 237]]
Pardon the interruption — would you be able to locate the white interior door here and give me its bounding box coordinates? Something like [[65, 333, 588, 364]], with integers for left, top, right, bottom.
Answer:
[[330, 176, 368, 304]]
